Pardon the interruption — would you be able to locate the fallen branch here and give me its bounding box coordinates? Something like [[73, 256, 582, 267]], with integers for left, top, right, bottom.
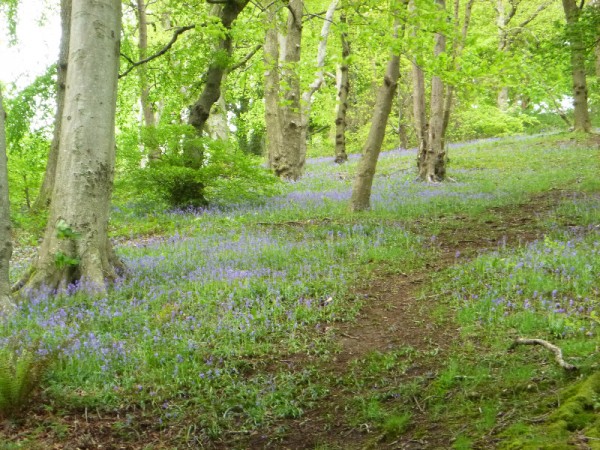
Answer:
[[510, 338, 577, 371]]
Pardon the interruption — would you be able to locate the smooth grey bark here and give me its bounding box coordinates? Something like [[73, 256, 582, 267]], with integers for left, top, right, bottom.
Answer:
[[205, 90, 229, 141], [351, 19, 402, 212], [442, 0, 474, 142], [334, 9, 350, 164], [427, 0, 447, 181], [417, 0, 447, 182], [562, 0, 591, 132], [496, 0, 509, 110], [0, 91, 15, 314], [410, 0, 428, 164], [300, 0, 338, 159], [272, 0, 305, 180], [33, 0, 71, 211], [137, 0, 153, 128], [264, 1, 282, 169], [18, 0, 123, 293], [136, 0, 161, 161]]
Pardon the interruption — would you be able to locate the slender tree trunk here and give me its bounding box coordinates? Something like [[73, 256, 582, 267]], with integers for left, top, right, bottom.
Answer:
[[272, 0, 305, 180], [334, 9, 350, 164], [185, 1, 249, 168], [496, 0, 510, 111], [137, 0, 153, 128], [397, 87, 410, 149], [442, 0, 473, 145], [351, 17, 403, 212], [300, 0, 338, 158], [418, 0, 447, 182], [562, 0, 591, 132], [32, 0, 71, 211], [264, 2, 282, 169], [411, 0, 429, 170], [0, 91, 15, 314], [594, 0, 600, 76], [18, 0, 123, 293], [136, 0, 161, 161]]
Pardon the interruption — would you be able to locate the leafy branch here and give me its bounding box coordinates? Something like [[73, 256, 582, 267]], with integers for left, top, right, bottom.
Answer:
[[119, 25, 196, 79]]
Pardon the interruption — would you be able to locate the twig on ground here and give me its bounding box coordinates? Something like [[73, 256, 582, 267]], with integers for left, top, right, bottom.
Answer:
[[510, 338, 577, 371], [340, 332, 359, 340]]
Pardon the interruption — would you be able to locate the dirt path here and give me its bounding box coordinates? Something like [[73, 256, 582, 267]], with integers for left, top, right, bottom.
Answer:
[[264, 191, 565, 450]]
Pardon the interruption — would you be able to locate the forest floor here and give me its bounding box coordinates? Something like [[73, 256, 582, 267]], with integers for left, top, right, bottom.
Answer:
[[242, 190, 569, 450], [3, 134, 600, 450]]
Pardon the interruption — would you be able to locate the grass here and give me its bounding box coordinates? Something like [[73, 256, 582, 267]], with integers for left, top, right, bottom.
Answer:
[[3, 131, 600, 447]]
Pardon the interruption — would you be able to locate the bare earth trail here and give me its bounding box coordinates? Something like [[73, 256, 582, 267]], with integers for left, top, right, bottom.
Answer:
[[253, 190, 566, 450]]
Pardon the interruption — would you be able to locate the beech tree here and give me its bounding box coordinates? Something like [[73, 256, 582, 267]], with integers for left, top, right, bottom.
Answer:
[[18, 0, 123, 292], [413, 0, 448, 182], [334, 7, 350, 164], [0, 90, 14, 314], [265, 0, 305, 180], [300, 0, 338, 161], [135, 0, 161, 161], [562, 0, 591, 132], [184, 0, 250, 168], [351, 4, 406, 212]]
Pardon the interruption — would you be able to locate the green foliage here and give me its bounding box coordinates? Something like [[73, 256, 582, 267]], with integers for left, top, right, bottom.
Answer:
[[4, 66, 55, 211], [119, 125, 279, 208], [448, 105, 539, 141], [54, 251, 80, 269], [0, 343, 54, 419], [56, 220, 80, 240]]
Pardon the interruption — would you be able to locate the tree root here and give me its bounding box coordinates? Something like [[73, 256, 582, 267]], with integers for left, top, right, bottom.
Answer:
[[510, 338, 577, 371]]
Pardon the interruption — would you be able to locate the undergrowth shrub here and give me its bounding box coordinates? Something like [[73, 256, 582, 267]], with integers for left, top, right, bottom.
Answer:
[[117, 125, 280, 208], [448, 105, 539, 141], [0, 341, 55, 419]]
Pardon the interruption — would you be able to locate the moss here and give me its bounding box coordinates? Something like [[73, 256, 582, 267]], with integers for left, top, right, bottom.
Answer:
[[499, 373, 600, 449]]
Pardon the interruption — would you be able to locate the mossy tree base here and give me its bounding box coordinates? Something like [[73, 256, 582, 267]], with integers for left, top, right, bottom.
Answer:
[[501, 373, 600, 449]]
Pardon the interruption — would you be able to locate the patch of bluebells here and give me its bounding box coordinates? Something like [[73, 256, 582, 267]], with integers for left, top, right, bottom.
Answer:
[[1, 207, 419, 413], [449, 231, 600, 337]]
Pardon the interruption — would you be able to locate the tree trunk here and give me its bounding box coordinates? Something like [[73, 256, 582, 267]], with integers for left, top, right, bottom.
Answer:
[[0, 91, 15, 314], [300, 0, 338, 160], [272, 0, 305, 180], [32, 0, 71, 211], [18, 0, 123, 293], [418, 0, 447, 182], [136, 0, 161, 161], [411, 0, 429, 170], [351, 20, 402, 212], [595, 0, 600, 76], [185, 1, 249, 168], [264, 1, 282, 169], [562, 0, 591, 132], [442, 0, 473, 146], [496, 0, 510, 111], [205, 90, 229, 141], [334, 9, 350, 164]]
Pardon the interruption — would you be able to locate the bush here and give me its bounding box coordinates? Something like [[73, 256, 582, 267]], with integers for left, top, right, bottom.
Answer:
[[119, 126, 280, 209], [448, 105, 540, 142]]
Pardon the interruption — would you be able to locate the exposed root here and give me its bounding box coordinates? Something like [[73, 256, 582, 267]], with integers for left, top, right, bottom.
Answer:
[[0, 295, 16, 318], [510, 338, 577, 371]]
